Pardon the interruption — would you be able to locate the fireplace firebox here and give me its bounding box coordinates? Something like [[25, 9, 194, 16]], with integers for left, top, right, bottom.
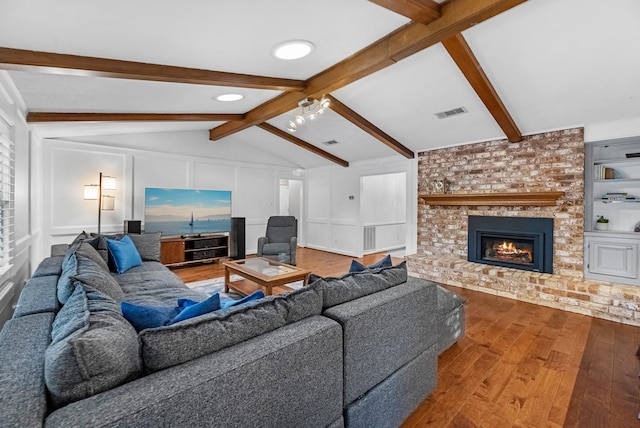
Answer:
[[468, 216, 553, 273]]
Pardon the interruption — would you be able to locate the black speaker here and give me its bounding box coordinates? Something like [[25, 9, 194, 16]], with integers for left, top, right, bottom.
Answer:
[[124, 220, 142, 234], [230, 217, 246, 260]]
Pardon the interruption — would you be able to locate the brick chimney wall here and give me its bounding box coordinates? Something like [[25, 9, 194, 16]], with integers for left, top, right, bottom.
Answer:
[[407, 127, 640, 326]]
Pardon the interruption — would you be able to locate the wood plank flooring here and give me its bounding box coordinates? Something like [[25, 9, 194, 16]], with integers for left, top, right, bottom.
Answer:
[[172, 248, 640, 427]]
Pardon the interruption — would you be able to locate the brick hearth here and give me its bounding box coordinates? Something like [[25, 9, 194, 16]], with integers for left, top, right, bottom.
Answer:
[[407, 127, 640, 326]]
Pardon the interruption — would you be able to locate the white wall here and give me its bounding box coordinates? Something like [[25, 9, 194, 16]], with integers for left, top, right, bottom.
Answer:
[[33, 138, 296, 266], [305, 156, 417, 257], [585, 116, 640, 143]]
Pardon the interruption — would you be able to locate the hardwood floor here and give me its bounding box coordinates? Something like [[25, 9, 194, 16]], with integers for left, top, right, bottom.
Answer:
[[172, 248, 640, 427]]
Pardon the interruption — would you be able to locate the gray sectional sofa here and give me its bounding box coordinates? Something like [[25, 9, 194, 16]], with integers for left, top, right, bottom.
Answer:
[[0, 233, 465, 428]]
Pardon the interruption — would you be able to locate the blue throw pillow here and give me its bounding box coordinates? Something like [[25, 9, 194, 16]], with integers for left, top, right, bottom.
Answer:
[[349, 254, 393, 273], [121, 302, 180, 332], [105, 235, 143, 273], [121, 293, 223, 332], [168, 293, 221, 325], [221, 290, 265, 309]]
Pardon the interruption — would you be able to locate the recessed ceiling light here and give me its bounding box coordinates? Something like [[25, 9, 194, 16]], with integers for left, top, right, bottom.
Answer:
[[273, 40, 314, 60], [216, 93, 244, 102]]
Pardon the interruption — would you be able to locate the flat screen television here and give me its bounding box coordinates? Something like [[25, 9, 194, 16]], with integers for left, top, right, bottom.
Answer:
[[144, 187, 232, 237]]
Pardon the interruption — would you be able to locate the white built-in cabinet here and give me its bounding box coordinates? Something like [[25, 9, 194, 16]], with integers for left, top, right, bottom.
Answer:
[[584, 137, 640, 286]]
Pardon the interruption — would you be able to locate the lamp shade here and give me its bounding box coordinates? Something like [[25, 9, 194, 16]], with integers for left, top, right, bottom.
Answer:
[[102, 176, 116, 190], [102, 195, 115, 210], [84, 184, 99, 200]]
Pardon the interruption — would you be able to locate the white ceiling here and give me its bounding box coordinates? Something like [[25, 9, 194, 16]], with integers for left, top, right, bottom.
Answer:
[[1, 0, 639, 169]]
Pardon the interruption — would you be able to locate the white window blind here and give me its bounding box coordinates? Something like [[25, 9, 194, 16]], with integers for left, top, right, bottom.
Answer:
[[0, 112, 14, 270]]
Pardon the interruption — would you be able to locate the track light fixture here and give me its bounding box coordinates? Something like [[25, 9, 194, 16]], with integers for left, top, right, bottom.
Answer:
[[287, 96, 331, 133]]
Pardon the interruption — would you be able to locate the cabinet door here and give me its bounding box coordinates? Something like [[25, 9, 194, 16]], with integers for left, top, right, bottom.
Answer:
[[588, 239, 638, 279], [160, 240, 185, 264]]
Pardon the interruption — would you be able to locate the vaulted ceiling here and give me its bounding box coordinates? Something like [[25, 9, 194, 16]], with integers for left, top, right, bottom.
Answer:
[[1, 0, 639, 169]]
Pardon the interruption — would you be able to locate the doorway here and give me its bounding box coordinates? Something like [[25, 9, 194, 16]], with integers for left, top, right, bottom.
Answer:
[[360, 172, 407, 255], [279, 179, 303, 243]]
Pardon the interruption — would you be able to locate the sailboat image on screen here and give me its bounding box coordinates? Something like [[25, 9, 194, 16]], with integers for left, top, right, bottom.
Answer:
[[144, 188, 232, 237]]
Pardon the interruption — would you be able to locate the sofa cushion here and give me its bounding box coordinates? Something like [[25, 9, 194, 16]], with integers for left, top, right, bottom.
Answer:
[[76, 241, 110, 273], [105, 235, 143, 273], [261, 242, 291, 255], [116, 266, 208, 307], [45, 285, 142, 409], [348, 254, 392, 273], [140, 283, 323, 372], [57, 241, 111, 304], [72, 254, 124, 303], [127, 232, 162, 262], [312, 261, 408, 309]]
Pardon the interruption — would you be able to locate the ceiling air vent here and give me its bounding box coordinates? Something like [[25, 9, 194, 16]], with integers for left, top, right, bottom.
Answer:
[[322, 140, 339, 146], [435, 106, 468, 119]]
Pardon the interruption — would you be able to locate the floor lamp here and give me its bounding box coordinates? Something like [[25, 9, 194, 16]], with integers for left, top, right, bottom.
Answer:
[[84, 172, 116, 234]]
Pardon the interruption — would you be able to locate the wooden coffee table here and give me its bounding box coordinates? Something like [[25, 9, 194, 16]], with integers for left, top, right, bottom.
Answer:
[[223, 257, 311, 296]]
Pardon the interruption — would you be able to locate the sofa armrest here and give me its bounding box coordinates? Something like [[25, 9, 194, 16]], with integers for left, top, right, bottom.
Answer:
[[289, 236, 297, 265], [256, 236, 268, 256], [323, 279, 438, 405], [50, 244, 69, 257], [13, 276, 59, 318], [0, 312, 54, 428], [46, 316, 344, 428]]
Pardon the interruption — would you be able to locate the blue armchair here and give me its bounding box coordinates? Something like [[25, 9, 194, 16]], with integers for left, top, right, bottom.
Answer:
[[257, 216, 298, 265]]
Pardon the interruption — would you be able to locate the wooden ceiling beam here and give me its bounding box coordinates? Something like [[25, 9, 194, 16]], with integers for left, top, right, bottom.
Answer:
[[210, 0, 528, 140], [257, 123, 349, 168], [209, 91, 308, 140], [368, 0, 441, 25], [26, 112, 245, 123], [442, 33, 522, 142], [326, 95, 414, 159], [386, 0, 528, 62], [0, 47, 306, 91]]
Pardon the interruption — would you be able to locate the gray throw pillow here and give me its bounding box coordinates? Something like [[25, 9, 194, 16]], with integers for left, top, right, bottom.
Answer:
[[86, 234, 116, 265], [313, 261, 408, 309], [57, 251, 79, 305], [72, 254, 124, 302], [76, 241, 110, 272], [57, 242, 110, 304], [69, 231, 91, 246], [140, 282, 323, 373], [45, 284, 142, 409], [126, 232, 161, 262]]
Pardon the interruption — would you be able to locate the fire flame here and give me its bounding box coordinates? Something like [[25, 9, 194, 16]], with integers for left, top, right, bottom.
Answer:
[[495, 241, 532, 259]]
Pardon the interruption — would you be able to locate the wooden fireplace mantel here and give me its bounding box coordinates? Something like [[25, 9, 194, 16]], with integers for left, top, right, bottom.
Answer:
[[418, 191, 565, 206]]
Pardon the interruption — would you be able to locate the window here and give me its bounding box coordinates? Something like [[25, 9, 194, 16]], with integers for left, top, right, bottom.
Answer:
[[0, 111, 14, 272]]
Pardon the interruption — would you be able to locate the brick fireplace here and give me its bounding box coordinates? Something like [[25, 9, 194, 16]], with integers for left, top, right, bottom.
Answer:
[[467, 215, 554, 274], [406, 128, 640, 326]]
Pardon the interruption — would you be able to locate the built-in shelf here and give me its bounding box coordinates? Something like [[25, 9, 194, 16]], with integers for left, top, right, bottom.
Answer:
[[594, 178, 640, 183], [594, 157, 640, 165], [418, 191, 565, 206]]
